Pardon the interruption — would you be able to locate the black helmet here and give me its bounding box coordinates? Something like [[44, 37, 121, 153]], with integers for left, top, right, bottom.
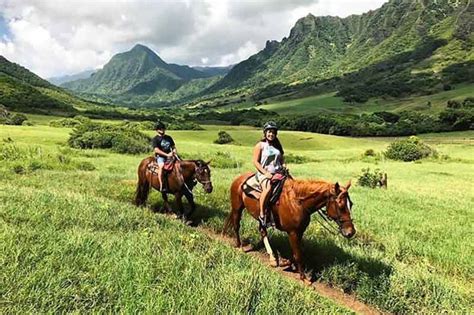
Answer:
[[154, 121, 166, 130], [263, 121, 278, 132]]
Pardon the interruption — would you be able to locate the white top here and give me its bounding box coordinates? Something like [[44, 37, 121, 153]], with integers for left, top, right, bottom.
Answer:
[[259, 141, 282, 174]]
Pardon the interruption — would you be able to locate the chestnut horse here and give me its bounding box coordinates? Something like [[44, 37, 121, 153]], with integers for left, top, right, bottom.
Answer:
[[225, 172, 355, 280], [135, 157, 213, 220]]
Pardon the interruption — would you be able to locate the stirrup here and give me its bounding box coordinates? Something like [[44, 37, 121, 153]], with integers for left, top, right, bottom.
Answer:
[[258, 215, 267, 229]]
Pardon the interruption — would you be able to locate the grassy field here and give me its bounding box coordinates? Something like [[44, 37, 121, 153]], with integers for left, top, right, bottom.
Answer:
[[218, 84, 474, 116], [1, 121, 473, 313]]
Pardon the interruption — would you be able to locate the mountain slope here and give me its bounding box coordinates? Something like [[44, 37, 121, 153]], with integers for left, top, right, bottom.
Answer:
[[48, 70, 96, 86], [212, 0, 473, 96], [63, 44, 213, 106], [0, 56, 79, 113]]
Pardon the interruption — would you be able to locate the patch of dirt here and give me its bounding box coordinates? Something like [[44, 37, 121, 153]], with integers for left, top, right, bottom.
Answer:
[[195, 226, 387, 315]]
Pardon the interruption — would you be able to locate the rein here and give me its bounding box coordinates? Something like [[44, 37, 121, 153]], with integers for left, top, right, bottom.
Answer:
[[312, 194, 354, 237]]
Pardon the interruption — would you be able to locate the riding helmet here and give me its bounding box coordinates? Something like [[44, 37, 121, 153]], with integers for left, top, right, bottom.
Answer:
[[263, 121, 278, 132], [154, 121, 166, 130]]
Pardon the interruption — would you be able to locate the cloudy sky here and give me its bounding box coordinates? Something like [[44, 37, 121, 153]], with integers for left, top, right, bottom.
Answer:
[[0, 0, 388, 78]]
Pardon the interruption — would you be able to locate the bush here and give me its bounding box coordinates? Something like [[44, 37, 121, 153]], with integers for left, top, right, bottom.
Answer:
[[384, 136, 436, 162], [358, 168, 383, 188], [0, 110, 28, 125], [8, 113, 27, 125], [214, 131, 234, 144], [49, 118, 81, 128], [363, 149, 376, 157], [68, 122, 151, 154], [74, 161, 96, 171], [285, 154, 312, 164], [112, 134, 150, 154]]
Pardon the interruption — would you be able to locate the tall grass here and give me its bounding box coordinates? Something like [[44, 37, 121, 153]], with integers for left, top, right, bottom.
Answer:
[[1, 124, 473, 313]]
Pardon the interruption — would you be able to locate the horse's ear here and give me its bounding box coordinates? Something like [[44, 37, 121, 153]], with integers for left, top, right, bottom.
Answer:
[[206, 160, 212, 165], [333, 182, 341, 195], [345, 180, 352, 190]]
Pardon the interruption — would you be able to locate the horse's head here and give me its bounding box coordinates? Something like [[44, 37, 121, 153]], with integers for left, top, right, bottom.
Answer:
[[194, 160, 213, 193], [326, 180, 356, 239]]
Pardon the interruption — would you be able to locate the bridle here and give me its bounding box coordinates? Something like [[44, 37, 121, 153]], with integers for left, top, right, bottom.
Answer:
[[194, 163, 212, 186], [314, 192, 354, 236]]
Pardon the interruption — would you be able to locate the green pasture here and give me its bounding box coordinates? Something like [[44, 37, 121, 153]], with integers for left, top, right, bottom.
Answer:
[[223, 84, 473, 116], [1, 123, 473, 313]]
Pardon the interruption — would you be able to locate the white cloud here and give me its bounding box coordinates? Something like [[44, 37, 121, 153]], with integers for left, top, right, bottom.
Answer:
[[0, 0, 388, 78]]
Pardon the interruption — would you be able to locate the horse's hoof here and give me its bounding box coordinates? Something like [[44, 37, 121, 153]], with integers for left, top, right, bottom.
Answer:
[[278, 258, 292, 267], [183, 219, 193, 226], [240, 244, 253, 253], [269, 257, 279, 268], [302, 277, 313, 285]]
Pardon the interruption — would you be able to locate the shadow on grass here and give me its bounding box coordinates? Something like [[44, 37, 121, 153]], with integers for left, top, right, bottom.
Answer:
[[136, 188, 392, 297]]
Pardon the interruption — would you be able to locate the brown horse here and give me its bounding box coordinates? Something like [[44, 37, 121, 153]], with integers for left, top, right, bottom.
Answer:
[[225, 172, 355, 280], [135, 157, 213, 220]]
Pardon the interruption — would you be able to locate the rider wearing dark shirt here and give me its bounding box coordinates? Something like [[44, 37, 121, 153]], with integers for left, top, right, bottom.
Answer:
[[152, 134, 175, 158], [152, 122, 177, 192]]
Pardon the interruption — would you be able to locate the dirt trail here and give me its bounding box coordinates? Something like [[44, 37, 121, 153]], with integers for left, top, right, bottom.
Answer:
[[195, 226, 386, 315]]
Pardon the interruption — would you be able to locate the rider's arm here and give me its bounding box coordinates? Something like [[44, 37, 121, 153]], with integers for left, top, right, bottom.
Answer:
[[253, 143, 271, 177], [170, 137, 177, 155], [154, 147, 172, 157]]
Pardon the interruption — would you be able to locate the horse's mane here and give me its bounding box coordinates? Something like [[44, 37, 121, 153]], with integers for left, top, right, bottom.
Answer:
[[285, 179, 333, 198], [181, 159, 207, 168]]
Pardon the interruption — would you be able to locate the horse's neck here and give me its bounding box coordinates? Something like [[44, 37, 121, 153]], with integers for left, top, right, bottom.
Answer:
[[179, 160, 195, 178], [286, 179, 332, 212]]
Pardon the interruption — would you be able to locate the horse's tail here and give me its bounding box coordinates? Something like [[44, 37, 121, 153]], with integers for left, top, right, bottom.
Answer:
[[223, 174, 247, 236], [134, 159, 151, 206]]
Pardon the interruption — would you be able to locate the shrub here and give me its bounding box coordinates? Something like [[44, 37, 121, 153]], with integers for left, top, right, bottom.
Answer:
[[9, 113, 28, 125], [214, 131, 234, 144], [384, 136, 436, 162], [12, 164, 25, 174], [68, 122, 151, 154], [363, 149, 376, 157], [73, 115, 91, 124], [358, 168, 383, 188], [285, 154, 311, 164], [0, 112, 28, 125], [49, 118, 81, 128], [75, 161, 96, 171], [111, 134, 150, 154], [211, 151, 240, 168]]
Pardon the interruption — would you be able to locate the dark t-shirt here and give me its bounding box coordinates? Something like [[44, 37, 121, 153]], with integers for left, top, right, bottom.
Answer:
[[152, 135, 175, 155]]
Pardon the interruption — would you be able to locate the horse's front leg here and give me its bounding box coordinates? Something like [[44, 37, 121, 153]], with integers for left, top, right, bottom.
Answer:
[[182, 186, 195, 218], [175, 192, 192, 225], [161, 192, 172, 213], [288, 231, 309, 282], [260, 228, 278, 267]]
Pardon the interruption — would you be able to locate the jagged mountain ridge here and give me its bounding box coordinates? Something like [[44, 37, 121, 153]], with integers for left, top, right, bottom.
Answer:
[[211, 0, 473, 92]]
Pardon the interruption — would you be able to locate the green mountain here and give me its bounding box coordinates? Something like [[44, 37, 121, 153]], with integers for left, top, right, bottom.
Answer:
[[0, 56, 81, 114], [211, 0, 473, 101], [63, 44, 215, 106], [48, 69, 96, 86]]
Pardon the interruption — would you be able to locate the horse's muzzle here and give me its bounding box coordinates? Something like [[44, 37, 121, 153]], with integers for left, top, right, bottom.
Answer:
[[204, 183, 213, 193], [341, 226, 356, 239]]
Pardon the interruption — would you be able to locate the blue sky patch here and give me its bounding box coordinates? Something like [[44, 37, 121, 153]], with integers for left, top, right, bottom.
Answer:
[[0, 15, 11, 39]]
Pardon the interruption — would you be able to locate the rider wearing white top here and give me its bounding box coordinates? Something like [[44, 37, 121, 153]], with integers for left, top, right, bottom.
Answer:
[[253, 121, 285, 228]]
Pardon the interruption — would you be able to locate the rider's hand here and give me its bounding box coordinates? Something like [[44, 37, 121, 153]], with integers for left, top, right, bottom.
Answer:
[[265, 172, 273, 179], [167, 152, 173, 158]]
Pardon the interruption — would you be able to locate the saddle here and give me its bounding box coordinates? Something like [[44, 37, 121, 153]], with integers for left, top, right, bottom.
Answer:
[[242, 171, 287, 204], [147, 158, 175, 175], [147, 158, 179, 192]]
